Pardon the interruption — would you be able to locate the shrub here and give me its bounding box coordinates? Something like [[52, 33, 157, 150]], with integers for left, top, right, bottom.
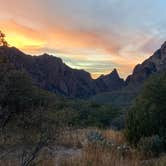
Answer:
[[75, 102, 121, 128], [125, 73, 166, 151], [87, 131, 105, 143], [110, 115, 125, 130], [137, 135, 164, 157]]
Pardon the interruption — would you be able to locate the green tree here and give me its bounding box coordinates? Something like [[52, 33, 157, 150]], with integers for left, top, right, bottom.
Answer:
[[0, 59, 59, 165], [125, 73, 166, 148]]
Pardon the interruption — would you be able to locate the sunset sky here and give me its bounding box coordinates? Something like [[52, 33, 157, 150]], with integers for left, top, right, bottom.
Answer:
[[0, 0, 166, 78]]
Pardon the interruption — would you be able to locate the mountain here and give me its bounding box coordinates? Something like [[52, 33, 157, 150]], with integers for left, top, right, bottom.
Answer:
[[1, 41, 166, 101], [126, 41, 166, 86], [94, 69, 125, 93], [0, 46, 124, 98], [92, 41, 166, 107]]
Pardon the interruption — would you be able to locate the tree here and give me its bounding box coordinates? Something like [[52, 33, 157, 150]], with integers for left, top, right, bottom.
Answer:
[[0, 30, 8, 46], [0, 60, 59, 165], [125, 73, 166, 148]]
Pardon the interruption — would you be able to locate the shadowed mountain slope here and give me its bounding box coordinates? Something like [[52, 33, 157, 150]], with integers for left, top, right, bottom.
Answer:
[[92, 41, 166, 107], [0, 46, 124, 98]]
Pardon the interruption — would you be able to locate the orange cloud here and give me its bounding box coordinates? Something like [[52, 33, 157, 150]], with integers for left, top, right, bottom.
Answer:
[[0, 20, 46, 50], [0, 19, 152, 78], [0, 19, 120, 54], [0, 0, 163, 79]]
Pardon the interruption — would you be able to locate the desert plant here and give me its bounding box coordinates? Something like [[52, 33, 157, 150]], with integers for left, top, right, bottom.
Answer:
[[137, 135, 164, 157], [125, 73, 166, 151]]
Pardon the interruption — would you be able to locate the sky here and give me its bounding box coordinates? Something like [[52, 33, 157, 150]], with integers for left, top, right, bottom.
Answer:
[[0, 0, 166, 78]]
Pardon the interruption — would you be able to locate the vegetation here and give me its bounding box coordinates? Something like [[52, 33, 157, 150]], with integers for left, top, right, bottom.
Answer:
[[0, 53, 165, 165], [91, 90, 138, 108], [126, 73, 166, 155], [69, 102, 121, 128], [0, 31, 165, 165], [0, 56, 124, 165], [0, 30, 8, 46], [1, 129, 165, 166]]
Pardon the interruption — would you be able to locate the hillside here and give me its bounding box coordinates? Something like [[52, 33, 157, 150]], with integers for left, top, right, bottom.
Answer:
[[92, 41, 166, 107], [0, 46, 124, 98], [0, 44, 166, 165], [0, 42, 166, 166], [1, 41, 166, 105]]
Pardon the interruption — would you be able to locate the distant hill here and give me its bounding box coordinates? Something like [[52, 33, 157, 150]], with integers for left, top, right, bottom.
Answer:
[[126, 41, 166, 86], [1, 41, 166, 102], [92, 41, 166, 107], [0, 46, 124, 98]]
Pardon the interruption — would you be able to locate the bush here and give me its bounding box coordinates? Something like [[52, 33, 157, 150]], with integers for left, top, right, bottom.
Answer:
[[110, 115, 125, 130], [125, 73, 166, 149], [138, 135, 164, 157], [73, 102, 121, 128]]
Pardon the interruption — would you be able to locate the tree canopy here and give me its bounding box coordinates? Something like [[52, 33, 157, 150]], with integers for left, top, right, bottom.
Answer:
[[0, 30, 8, 46], [125, 73, 166, 149]]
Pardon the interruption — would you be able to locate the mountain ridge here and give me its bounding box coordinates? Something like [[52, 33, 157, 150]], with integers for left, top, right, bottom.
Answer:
[[92, 41, 166, 107], [0, 46, 124, 98], [126, 41, 166, 86], [1, 41, 166, 100]]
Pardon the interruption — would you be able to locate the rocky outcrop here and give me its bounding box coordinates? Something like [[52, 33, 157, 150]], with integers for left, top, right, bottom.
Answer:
[[91, 41, 166, 107], [2, 40, 166, 99], [0, 46, 124, 98], [94, 69, 125, 93], [126, 41, 166, 86]]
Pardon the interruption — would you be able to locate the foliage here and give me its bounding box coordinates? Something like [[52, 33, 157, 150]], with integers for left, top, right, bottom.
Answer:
[[0, 55, 122, 137], [0, 56, 60, 165], [0, 54, 122, 166], [110, 115, 125, 130], [91, 89, 138, 108], [0, 30, 8, 46], [125, 73, 166, 153], [71, 102, 121, 128], [138, 135, 164, 157]]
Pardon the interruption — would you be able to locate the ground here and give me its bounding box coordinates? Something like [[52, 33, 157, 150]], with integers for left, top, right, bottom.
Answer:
[[0, 129, 165, 166]]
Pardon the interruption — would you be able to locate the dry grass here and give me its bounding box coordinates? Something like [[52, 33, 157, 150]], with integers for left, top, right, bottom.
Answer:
[[102, 129, 126, 144], [60, 144, 139, 166], [59, 129, 138, 166], [55, 129, 166, 166], [151, 155, 166, 166], [56, 128, 87, 148], [0, 129, 165, 166], [0, 160, 19, 166], [56, 128, 126, 148]]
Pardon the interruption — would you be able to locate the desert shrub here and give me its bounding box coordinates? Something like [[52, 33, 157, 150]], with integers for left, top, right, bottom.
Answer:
[[125, 73, 166, 154], [110, 115, 125, 130], [73, 102, 121, 128], [0, 59, 63, 165], [138, 135, 164, 157], [87, 131, 105, 143]]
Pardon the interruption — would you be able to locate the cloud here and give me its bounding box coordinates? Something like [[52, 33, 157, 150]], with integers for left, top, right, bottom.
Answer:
[[0, 0, 166, 78], [0, 20, 46, 49]]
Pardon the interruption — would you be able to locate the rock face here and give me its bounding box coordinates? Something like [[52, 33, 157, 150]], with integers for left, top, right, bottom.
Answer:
[[126, 41, 166, 86], [94, 69, 125, 93], [2, 41, 166, 99], [91, 41, 166, 107], [0, 46, 124, 98]]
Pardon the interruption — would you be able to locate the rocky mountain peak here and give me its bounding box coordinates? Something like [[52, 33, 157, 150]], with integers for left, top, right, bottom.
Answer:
[[0, 46, 125, 98], [99, 68, 120, 80], [160, 41, 166, 55], [3, 41, 166, 99], [95, 68, 125, 92], [109, 68, 120, 79], [126, 41, 166, 86]]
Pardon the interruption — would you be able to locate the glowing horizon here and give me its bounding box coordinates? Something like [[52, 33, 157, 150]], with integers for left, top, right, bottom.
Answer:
[[0, 0, 166, 78]]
